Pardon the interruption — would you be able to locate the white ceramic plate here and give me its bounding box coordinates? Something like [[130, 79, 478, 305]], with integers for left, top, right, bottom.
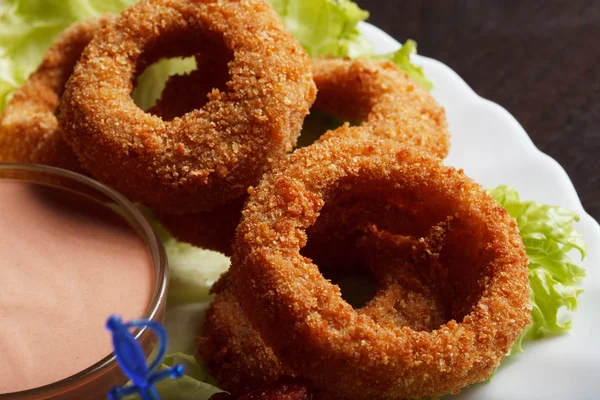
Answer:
[[360, 22, 600, 400]]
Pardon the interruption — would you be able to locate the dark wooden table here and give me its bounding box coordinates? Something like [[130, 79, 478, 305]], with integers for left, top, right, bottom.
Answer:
[[356, 0, 600, 221]]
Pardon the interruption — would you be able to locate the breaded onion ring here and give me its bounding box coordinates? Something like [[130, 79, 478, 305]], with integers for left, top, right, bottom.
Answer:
[[200, 205, 458, 396], [230, 137, 530, 399], [312, 58, 450, 158], [200, 228, 455, 396], [0, 17, 111, 171], [156, 57, 449, 252], [61, 0, 316, 214]]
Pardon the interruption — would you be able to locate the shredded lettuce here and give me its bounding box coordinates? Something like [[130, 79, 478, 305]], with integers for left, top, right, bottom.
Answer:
[[490, 186, 586, 352], [154, 353, 222, 399]]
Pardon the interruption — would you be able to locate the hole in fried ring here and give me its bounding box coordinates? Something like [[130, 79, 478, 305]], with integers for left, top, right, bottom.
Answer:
[[199, 202, 453, 396], [311, 57, 450, 158]]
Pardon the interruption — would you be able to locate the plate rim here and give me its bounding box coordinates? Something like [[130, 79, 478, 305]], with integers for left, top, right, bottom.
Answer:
[[359, 21, 600, 400], [359, 22, 598, 226]]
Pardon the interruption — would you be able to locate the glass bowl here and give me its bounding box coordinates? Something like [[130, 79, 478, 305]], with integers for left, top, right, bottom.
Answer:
[[0, 163, 168, 400]]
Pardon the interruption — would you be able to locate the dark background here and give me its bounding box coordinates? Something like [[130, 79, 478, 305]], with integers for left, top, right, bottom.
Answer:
[[356, 0, 599, 221]]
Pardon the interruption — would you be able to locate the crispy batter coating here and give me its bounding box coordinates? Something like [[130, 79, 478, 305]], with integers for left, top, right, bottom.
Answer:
[[157, 57, 450, 252], [152, 51, 243, 255], [356, 225, 453, 333], [312, 58, 450, 158], [0, 17, 111, 171], [200, 222, 453, 397], [300, 197, 427, 273], [61, 0, 316, 214], [230, 136, 531, 399], [199, 272, 295, 395], [148, 57, 449, 155], [199, 200, 464, 397]]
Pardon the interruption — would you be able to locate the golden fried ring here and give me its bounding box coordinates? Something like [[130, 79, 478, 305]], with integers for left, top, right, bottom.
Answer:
[[0, 17, 111, 171], [230, 136, 530, 399], [197, 181, 464, 395], [200, 222, 449, 396], [61, 0, 316, 214], [312, 58, 450, 158]]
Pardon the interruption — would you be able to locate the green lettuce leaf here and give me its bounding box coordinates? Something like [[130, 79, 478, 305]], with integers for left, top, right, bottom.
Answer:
[[154, 353, 222, 399], [378, 40, 432, 90], [490, 186, 586, 352], [125, 352, 222, 400], [268, 0, 371, 57], [269, 0, 433, 89], [131, 57, 197, 111], [144, 220, 227, 399], [159, 230, 230, 306], [0, 0, 137, 110]]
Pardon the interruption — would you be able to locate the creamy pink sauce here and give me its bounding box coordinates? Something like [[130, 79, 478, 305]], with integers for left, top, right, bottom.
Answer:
[[0, 181, 154, 394]]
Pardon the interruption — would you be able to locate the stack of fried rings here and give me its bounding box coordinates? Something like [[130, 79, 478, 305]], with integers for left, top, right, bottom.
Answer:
[[60, 0, 316, 215], [0, 17, 113, 171], [199, 136, 531, 399], [158, 57, 451, 255]]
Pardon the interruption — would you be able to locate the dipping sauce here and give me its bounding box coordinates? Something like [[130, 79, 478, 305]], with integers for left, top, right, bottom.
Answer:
[[0, 180, 154, 394]]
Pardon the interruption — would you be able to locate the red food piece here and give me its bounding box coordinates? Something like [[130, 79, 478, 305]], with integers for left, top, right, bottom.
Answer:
[[210, 378, 312, 400]]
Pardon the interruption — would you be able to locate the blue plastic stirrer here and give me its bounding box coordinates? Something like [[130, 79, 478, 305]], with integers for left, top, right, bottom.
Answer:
[[106, 315, 185, 400]]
